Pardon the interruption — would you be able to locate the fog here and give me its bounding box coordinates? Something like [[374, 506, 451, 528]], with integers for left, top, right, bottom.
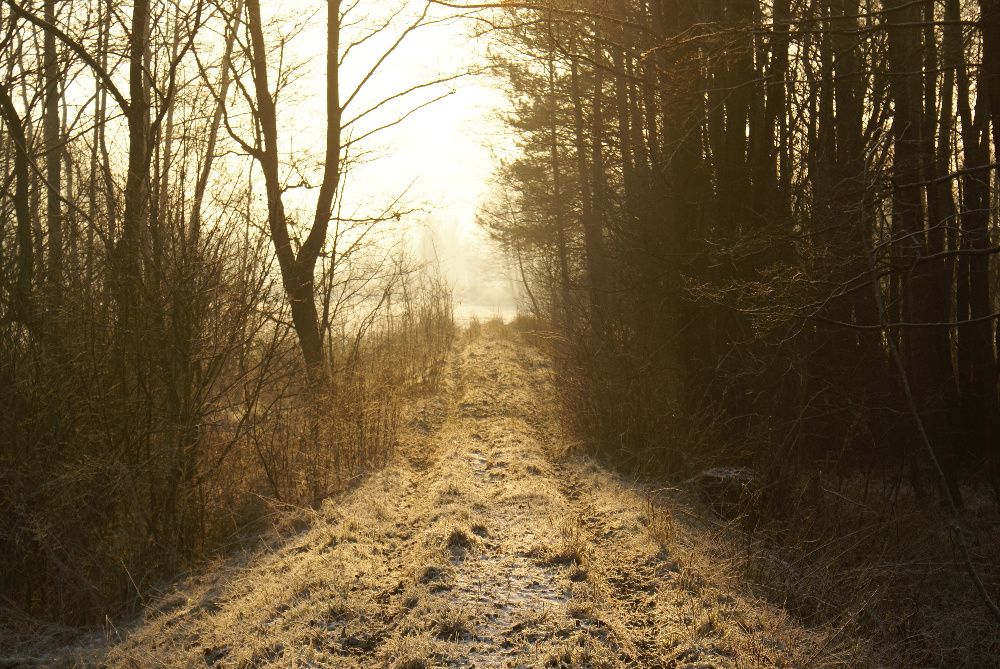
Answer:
[[273, 1, 521, 320]]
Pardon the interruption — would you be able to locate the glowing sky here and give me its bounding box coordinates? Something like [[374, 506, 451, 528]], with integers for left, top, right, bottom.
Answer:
[[275, 0, 520, 320]]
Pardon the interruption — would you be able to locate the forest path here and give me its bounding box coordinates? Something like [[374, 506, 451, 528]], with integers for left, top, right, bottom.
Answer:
[[92, 328, 825, 668]]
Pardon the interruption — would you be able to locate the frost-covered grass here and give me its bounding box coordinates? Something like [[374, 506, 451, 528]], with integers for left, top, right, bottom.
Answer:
[[14, 330, 876, 668]]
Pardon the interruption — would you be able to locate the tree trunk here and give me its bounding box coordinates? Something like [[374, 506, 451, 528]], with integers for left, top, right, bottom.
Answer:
[[886, 0, 962, 505], [190, 0, 243, 240], [0, 85, 33, 323], [119, 0, 151, 316], [569, 52, 606, 336], [979, 0, 1000, 162], [246, 0, 341, 378], [43, 0, 61, 309], [547, 45, 572, 329]]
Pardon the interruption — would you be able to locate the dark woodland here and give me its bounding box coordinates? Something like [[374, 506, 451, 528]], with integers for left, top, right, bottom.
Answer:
[[1, 0, 998, 666]]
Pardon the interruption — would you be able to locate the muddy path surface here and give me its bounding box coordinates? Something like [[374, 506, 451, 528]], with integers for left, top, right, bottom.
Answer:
[[69, 329, 834, 668]]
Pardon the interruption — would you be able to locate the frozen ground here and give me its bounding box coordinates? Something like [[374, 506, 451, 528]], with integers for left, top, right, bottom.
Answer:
[[36, 328, 847, 668]]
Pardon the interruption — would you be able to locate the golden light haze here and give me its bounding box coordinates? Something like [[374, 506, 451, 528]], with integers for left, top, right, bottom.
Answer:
[[267, 0, 520, 320]]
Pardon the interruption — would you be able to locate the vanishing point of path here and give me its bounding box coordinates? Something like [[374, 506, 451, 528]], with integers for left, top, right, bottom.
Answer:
[[88, 329, 834, 668]]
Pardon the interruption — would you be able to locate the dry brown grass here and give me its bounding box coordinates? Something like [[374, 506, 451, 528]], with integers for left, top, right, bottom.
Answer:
[[0, 278, 454, 645], [379, 632, 442, 669], [629, 476, 1000, 667], [465, 315, 482, 340], [11, 328, 964, 668], [530, 321, 1000, 667], [532, 518, 588, 567]]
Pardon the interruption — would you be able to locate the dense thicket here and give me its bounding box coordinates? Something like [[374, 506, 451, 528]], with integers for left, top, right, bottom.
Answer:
[[486, 0, 998, 507], [0, 0, 453, 623], [480, 0, 999, 657]]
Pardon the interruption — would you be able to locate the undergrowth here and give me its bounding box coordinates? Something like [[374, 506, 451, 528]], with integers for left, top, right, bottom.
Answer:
[[519, 322, 1000, 667], [0, 272, 454, 628]]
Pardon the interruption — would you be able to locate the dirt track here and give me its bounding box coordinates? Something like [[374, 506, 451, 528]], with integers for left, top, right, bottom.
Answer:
[[78, 329, 831, 668]]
